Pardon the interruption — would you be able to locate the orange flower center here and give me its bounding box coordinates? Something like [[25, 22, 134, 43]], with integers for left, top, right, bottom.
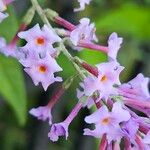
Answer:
[[36, 37, 45, 45], [39, 65, 47, 73], [101, 117, 110, 125], [100, 75, 107, 82]]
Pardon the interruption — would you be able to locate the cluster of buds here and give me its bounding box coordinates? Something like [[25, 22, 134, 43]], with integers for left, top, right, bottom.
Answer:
[[0, 0, 150, 149]]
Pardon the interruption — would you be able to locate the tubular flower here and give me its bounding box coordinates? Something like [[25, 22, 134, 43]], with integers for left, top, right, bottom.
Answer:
[[79, 61, 124, 100], [48, 103, 82, 141], [107, 32, 123, 60], [48, 122, 69, 142], [70, 18, 97, 47], [84, 102, 131, 143], [18, 24, 61, 57], [119, 73, 150, 99], [29, 105, 52, 125], [20, 52, 62, 91], [0, 37, 16, 57]]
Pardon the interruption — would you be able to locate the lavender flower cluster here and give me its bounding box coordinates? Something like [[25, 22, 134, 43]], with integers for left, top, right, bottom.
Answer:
[[0, 0, 150, 149]]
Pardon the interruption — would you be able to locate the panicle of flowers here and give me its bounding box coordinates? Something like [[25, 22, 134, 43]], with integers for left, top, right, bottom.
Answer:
[[45, 13, 149, 149], [0, 1, 150, 149]]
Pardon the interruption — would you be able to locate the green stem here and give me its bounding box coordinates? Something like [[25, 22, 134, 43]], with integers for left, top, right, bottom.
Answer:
[[59, 42, 86, 79], [22, 6, 35, 25], [31, 0, 53, 30]]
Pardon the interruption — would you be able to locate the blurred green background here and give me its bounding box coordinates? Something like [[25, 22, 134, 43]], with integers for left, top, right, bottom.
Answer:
[[0, 0, 149, 150]]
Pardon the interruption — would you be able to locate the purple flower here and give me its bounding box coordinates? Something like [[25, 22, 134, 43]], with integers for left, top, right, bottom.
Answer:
[[80, 61, 124, 99], [29, 105, 52, 125], [119, 73, 150, 98], [48, 103, 82, 142], [20, 52, 62, 91], [48, 122, 69, 142], [122, 118, 139, 142], [18, 24, 61, 56], [108, 32, 123, 60], [70, 18, 97, 47], [74, 0, 92, 12], [0, 37, 19, 57], [84, 102, 131, 143]]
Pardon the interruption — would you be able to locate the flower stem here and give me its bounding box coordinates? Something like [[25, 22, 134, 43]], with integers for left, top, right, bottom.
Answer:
[[31, 0, 53, 30], [113, 141, 120, 150], [135, 135, 144, 150], [59, 42, 86, 79], [124, 98, 150, 109], [10, 6, 35, 46], [54, 16, 76, 31], [64, 102, 82, 124], [124, 137, 132, 150], [99, 134, 107, 150], [79, 41, 108, 53], [48, 75, 76, 108]]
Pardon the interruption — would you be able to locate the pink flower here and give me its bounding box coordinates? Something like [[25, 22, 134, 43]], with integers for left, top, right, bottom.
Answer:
[[48, 122, 69, 142], [70, 18, 97, 47], [20, 52, 62, 91], [84, 102, 131, 143], [29, 105, 52, 125], [122, 118, 139, 142], [80, 61, 124, 99], [119, 73, 150, 98], [108, 32, 123, 60], [18, 24, 61, 56], [48, 103, 82, 141], [74, 0, 92, 12], [0, 37, 15, 57], [0, 37, 25, 58]]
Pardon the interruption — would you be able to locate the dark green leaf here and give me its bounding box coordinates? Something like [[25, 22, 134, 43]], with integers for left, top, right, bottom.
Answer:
[[0, 6, 27, 125]]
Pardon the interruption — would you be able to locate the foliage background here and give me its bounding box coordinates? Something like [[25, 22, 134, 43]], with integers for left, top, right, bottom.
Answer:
[[0, 0, 149, 149]]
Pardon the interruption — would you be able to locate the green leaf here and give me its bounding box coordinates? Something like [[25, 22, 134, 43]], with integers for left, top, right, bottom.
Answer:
[[0, 6, 27, 125], [57, 54, 76, 78], [96, 3, 150, 40], [79, 48, 107, 65]]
